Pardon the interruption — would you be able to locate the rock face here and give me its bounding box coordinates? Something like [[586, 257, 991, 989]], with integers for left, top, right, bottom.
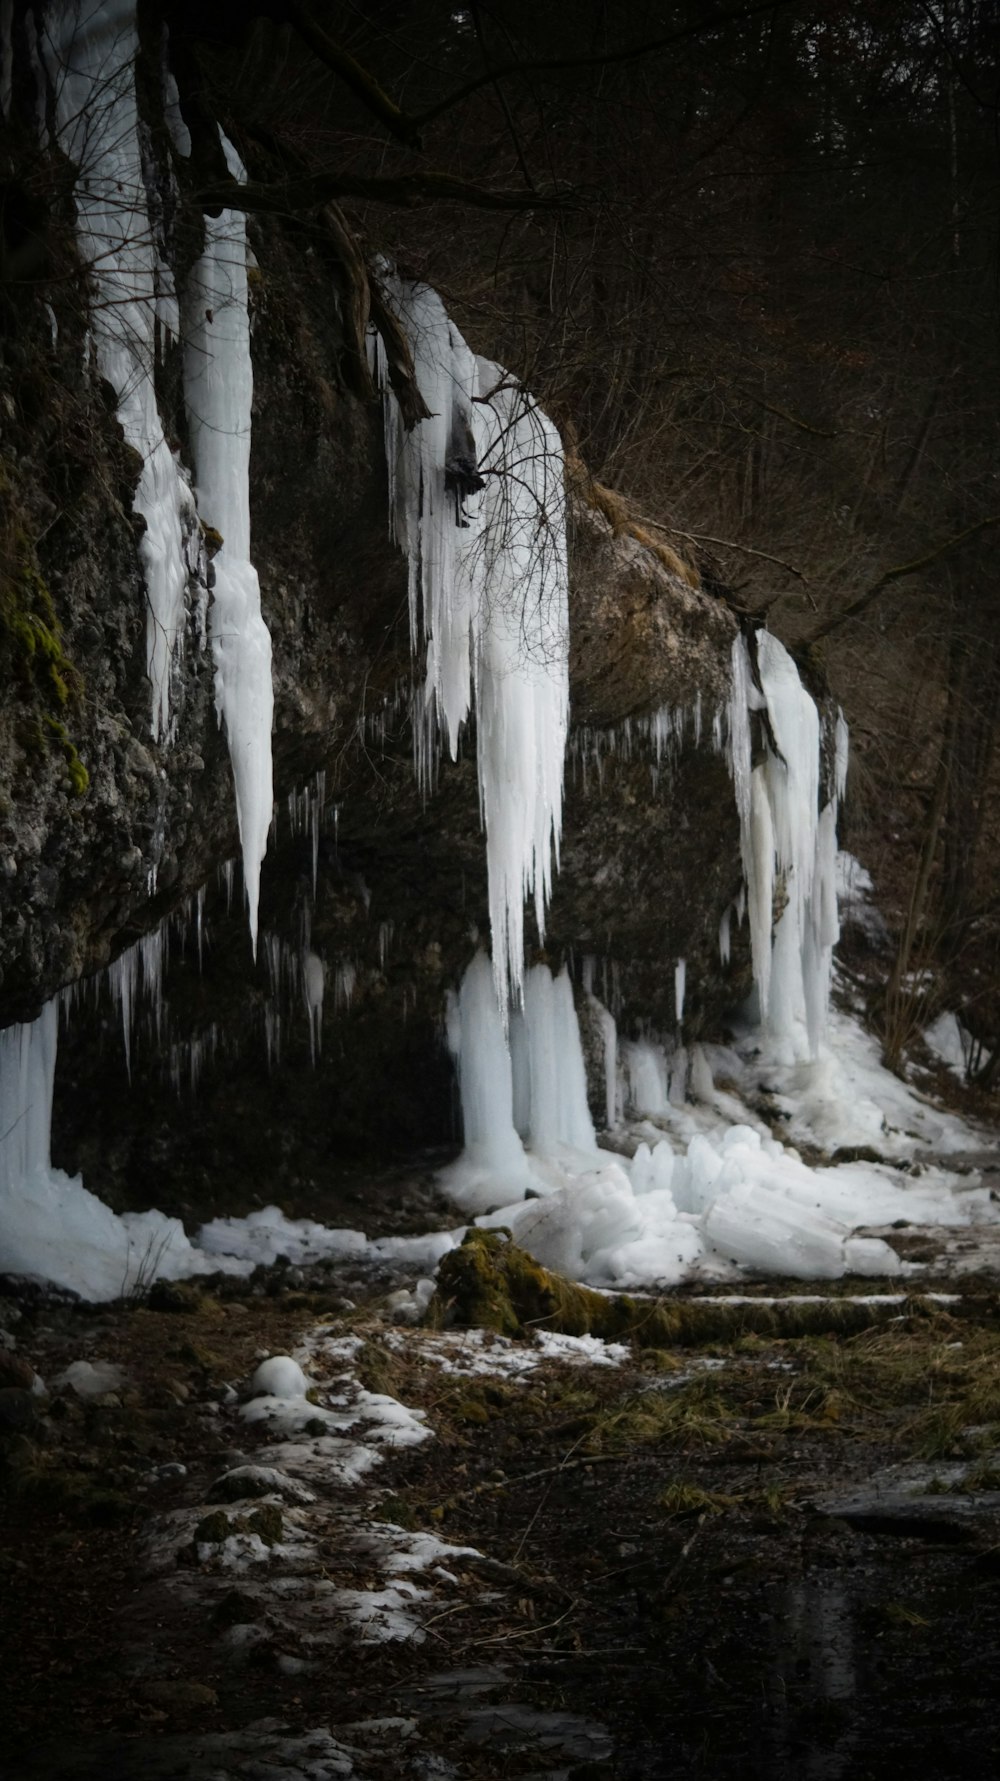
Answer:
[[1, 174, 745, 1208]]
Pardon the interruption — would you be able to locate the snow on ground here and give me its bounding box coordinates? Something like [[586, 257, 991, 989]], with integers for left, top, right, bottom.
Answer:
[[145, 1331, 478, 1649], [2, 979, 997, 1305]]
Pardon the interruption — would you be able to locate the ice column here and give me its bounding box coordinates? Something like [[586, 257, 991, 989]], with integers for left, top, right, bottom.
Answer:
[[372, 282, 569, 1019], [448, 953, 526, 1180], [183, 136, 273, 950], [452, 954, 595, 1172], [728, 631, 844, 1058], [46, 0, 197, 741]]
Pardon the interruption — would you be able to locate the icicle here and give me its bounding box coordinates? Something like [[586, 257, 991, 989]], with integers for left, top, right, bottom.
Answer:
[[689, 1043, 714, 1103], [378, 921, 394, 968], [719, 906, 731, 965], [587, 992, 619, 1130], [727, 626, 845, 1059], [106, 923, 167, 1078], [674, 958, 686, 1028], [518, 965, 595, 1152], [183, 132, 273, 951], [303, 952, 325, 1064], [334, 961, 356, 1010], [449, 953, 525, 1178], [834, 708, 849, 802], [311, 769, 326, 898], [373, 282, 568, 1022], [45, 1, 197, 742]]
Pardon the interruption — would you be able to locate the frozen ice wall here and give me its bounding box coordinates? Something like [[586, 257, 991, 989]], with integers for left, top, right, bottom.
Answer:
[[373, 282, 569, 1019], [728, 631, 842, 1060], [45, 0, 199, 741], [183, 136, 273, 951]]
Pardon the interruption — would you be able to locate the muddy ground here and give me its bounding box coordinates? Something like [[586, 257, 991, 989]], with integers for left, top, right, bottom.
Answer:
[[3, 1252, 1000, 1781]]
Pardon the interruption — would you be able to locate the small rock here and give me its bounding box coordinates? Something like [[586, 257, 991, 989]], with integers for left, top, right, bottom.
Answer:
[[153, 1462, 188, 1482], [194, 1509, 234, 1544], [206, 1464, 315, 1506], [0, 1353, 36, 1392]]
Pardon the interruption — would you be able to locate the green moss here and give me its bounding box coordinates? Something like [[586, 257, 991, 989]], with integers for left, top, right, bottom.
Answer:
[[194, 1509, 234, 1545], [0, 502, 87, 794], [248, 1503, 283, 1545], [43, 716, 89, 795], [371, 1494, 418, 1530], [426, 1228, 924, 1350]]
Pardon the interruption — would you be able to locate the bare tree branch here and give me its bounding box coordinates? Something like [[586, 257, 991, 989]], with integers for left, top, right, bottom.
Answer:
[[195, 170, 578, 216], [635, 515, 809, 584], [276, 0, 424, 149], [411, 0, 796, 132], [803, 516, 1000, 647]]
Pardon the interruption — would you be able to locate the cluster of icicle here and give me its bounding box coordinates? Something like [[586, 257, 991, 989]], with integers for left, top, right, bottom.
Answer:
[[371, 279, 570, 1021], [39, 1, 272, 946], [728, 632, 846, 1062], [444, 954, 596, 1211]]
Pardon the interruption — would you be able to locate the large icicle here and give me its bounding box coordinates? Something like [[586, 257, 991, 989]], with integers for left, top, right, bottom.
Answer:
[[728, 630, 844, 1060], [182, 136, 273, 950], [471, 361, 569, 1020], [372, 282, 569, 1017], [45, 0, 197, 741]]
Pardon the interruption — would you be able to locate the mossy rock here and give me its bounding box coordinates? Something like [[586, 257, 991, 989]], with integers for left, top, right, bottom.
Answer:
[[427, 1228, 929, 1348], [370, 1494, 418, 1530], [194, 1509, 234, 1545], [248, 1504, 283, 1545]]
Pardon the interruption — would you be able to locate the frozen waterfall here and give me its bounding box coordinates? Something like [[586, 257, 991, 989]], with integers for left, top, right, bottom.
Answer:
[[372, 281, 569, 1021], [727, 631, 842, 1061], [182, 134, 274, 952], [45, 0, 199, 743]]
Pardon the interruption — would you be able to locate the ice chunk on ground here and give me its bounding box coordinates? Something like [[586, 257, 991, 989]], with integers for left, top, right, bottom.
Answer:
[[250, 1356, 310, 1400]]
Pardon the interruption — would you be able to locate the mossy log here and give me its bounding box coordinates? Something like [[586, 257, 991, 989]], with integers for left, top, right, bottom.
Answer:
[[426, 1228, 955, 1348]]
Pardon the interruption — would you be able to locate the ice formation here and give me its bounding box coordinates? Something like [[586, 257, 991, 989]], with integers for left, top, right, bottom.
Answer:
[[373, 280, 569, 1018], [727, 631, 841, 1060], [45, 0, 199, 742], [0, 1001, 242, 1300], [183, 134, 273, 950]]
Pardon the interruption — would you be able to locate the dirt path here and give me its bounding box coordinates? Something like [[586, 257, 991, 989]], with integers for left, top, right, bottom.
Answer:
[[3, 1267, 1000, 1780]]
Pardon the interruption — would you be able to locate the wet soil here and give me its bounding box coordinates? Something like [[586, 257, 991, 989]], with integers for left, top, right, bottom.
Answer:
[[3, 1266, 1000, 1780]]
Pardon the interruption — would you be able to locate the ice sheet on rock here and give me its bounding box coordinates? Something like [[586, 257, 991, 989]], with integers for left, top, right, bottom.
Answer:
[[836, 850, 889, 945], [45, 1, 199, 741], [183, 132, 273, 948], [373, 281, 568, 1017], [924, 1011, 985, 1081]]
